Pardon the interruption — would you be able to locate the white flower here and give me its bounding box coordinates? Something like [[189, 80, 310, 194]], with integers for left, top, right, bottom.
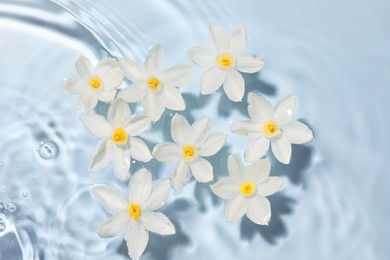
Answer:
[[152, 114, 226, 190], [92, 168, 175, 260], [210, 154, 283, 225], [232, 93, 314, 164], [188, 24, 264, 102], [117, 44, 195, 122], [80, 99, 153, 180], [64, 56, 124, 112]]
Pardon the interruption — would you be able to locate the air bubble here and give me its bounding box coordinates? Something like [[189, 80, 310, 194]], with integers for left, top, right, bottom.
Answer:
[[37, 142, 57, 160], [22, 192, 29, 198], [0, 222, 5, 233], [6, 203, 17, 213]]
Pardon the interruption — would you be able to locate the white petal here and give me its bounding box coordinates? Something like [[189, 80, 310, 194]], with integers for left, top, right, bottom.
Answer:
[[210, 177, 238, 200], [108, 99, 131, 127], [112, 146, 131, 180], [236, 55, 265, 73], [190, 157, 213, 183], [143, 180, 171, 210], [200, 67, 225, 95], [256, 177, 283, 197], [247, 92, 273, 121], [171, 160, 190, 190], [142, 212, 175, 235], [64, 77, 84, 94], [225, 195, 247, 222], [271, 135, 292, 164], [160, 65, 195, 86], [125, 115, 151, 137], [227, 154, 245, 183], [228, 25, 247, 54], [231, 120, 262, 138], [223, 69, 245, 102], [128, 168, 152, 204], [76, 56, 93, 79], [246, 159, 271, 183], [89, 140, 113, 171], [200, 133, 226, 157], [96, 58, 124, 90], [77, 93, 98, 112], [97, 213, 129, 238], [246, 196, 271, 225], [125, 221, 149, 260], [141, 93, 165, 122], [129, 137, 153, 162], [152, 143, 181, 162], [80, 114, 112, 138], [117, 82, 148, 102], [91, 186, 128, 214], [171, 114, 191, 145], [160, 86, 185, 111], [274, 95, 296, 125], [245, 137, 270, 163], [98, 90, 116, 102], [208, 24, 228, 52], [283, 121, 314, 144], [187, 46, 215, 68], [145, 44, 164, 76], [118, 57, 147, 82], [190, 116, 211, 144]]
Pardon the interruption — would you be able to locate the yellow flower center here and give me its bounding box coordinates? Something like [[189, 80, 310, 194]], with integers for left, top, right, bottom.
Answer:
[[263, 120, 280, 137], [147, 77, 161, 91], [216, 52, 233, 70], [127, 203, 141, 221], [239, 181, 256, 197], [112, 127, 128, 144], [88, 76, 102, 90], [182, 145, 196, 161]]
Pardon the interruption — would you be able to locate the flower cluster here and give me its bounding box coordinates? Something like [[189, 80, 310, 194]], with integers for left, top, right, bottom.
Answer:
[[64, 24, 313, 259]]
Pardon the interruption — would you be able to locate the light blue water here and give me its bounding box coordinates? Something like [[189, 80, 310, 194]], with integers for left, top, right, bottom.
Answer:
[[0, 0, 389, 259]]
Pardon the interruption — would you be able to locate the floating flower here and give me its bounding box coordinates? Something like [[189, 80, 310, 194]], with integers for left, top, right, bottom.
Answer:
[[210, 154, 283, 225], [153, 114, 226, 190], [92, 168, 175, 260], [188, 24, 264, 102], [117, 44, 195, 122], [64, 56, 124, 112], [232, 93, 314, 164], [80, 99, 152, 180]]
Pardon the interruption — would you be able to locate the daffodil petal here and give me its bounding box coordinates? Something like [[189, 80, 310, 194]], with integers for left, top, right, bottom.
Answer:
[[246, 159, 271, 183], [231, 120, 261, 137], [128, 168, 152, 204], [97, 212, 129, 238], [245, 137, 270, 163], [191, 116, 211, 144], [89, 140, 113, 171], [283, 121, 314, 144], [118, 57, 147, 82], [96, 58, 124, 90], [227, 154, 245, 183], [142, 212, 175, 235], [98, 90, 116, 102], [247, 92, 273, 121], [223, 69, 245, 102], [256, 177, 283, 197], [187, 46, 215, 68], [160, 65, 195, 86], [112, 146, 131, 180], [200, 67, 225, 95], [125, 221, 149, 260], [160, 86, 185, 111], [125, 115, 151, 137], [208, 24, 228, 53], [80, 114, 112, 138], [108, 99, 132, 127], [171, 160, 190, 190], [117, 82, 148, 103], [64, 77, 84, 94], [152, 143, 181, 162], [200, 133, 226, 157], [225, 195, 247, 222], [210, 177, 239, 200], [142, 180, 171, 210], [190, 157, 213, 183], [171, 114, 191, 145], [141, 93, 165, 122], [76, 56, 93, 79], [77, 93, 98, 112], [246, 196, 271, 225], [145, 44, 164, 76], [229, 25, 246, 54], [129, 137, 153, 162], [91, 186, 128, 214], [271, 135, 292, 164], [274, 95, 296, 125], [236, 55, 265, 73]]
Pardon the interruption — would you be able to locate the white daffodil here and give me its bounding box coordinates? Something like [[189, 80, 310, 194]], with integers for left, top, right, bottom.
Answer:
[[188, 24, 264, 102], [92, 168, 175, 260], [117, 44, 195, 122], [232, 93, 314, 164], [152, 114, 226, 190], [210, 154, 283, 225], [64, 56, 124, 112], [80, 99, 152, 180]]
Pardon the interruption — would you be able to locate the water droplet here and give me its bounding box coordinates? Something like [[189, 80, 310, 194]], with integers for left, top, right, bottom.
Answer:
[[37, 142, 57, 160], [22, 192, 29, 198], [0, 222, 5, 233], [16, 96, 21, 101], [6, 203, 17, 213], [32, 176, 37, 181]]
